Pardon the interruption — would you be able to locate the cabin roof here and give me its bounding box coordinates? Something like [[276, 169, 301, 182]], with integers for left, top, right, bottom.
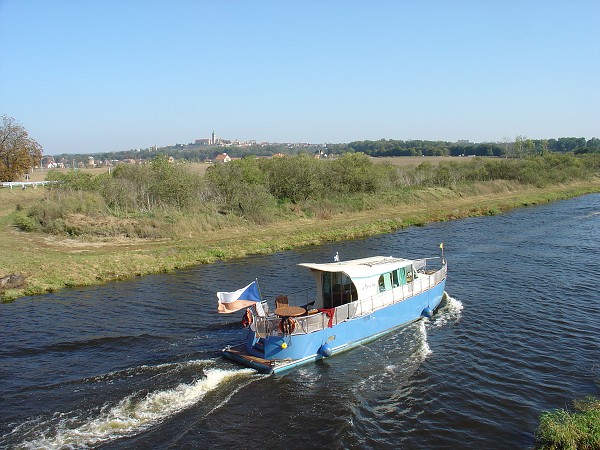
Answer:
[[299, 256, 413, 279]]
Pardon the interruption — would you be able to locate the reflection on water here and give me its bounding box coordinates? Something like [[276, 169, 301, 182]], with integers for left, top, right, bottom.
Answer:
[[1, 194, 599, 449]]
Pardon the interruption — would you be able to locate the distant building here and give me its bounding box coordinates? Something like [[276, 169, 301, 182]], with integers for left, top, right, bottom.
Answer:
[[42, 157, 57, 169], [457, 139, 470, 144], [214, 153, 231, 163]]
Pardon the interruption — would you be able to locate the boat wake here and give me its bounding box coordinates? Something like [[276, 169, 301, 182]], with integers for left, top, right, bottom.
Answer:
[[6, 361, 257, 450], [428, 293, 463, 328]]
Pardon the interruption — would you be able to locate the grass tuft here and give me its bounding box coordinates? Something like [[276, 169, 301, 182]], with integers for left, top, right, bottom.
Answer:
[[535, 397, 600, 450]]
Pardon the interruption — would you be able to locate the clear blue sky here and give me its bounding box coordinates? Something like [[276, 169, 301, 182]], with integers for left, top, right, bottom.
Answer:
[[1, 0, 598, 155]]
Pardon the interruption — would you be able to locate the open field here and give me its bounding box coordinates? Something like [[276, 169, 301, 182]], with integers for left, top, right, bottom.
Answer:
[[1, 177, 599, 301], [19, 156, 481, 183], [24, 167, 110, 182], [375, 155, 477, 167]]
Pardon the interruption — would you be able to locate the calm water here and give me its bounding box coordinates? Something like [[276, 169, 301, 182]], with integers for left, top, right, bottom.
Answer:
[[1, 194, 599, 449]]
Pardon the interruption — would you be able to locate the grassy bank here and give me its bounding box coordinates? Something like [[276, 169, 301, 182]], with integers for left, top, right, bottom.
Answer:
[[1, 177, 599, 301], [535, 396, 600, 449]]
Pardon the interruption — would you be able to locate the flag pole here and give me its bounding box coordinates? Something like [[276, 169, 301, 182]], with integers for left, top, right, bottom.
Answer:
[[255, 278, 263, 302]]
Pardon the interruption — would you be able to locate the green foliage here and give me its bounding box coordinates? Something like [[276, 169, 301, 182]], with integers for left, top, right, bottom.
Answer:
[[22, 190, 108, 235], [259, 154, 325, 203], [99, 156, 203, 213], [15, 152, 600, 238], [398, 154, 596, 188], [13, 211, 40, 232], [204, 157, 276, 219], [535, 397, 600, 450], [47, 169, 97, 191], [330, 153, 398, 193]]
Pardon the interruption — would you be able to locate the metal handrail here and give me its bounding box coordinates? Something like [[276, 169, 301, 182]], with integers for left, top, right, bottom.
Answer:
[[251, 263, 447, 337]]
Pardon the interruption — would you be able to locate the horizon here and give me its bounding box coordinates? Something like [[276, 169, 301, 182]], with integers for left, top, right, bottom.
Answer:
[[46, 135, 595, 159], [1, 0, 599, 155]]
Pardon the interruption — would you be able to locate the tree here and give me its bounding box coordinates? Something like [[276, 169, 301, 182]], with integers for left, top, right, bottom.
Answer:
[[513, 135, 525, 158], [0, 115, 43, 181]]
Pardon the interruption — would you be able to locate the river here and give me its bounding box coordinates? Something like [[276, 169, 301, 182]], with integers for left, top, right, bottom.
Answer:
[[1, 194, 599, 449]]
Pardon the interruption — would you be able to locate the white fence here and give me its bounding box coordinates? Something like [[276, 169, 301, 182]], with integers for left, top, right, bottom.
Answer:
[[1, 181, 55, 189]]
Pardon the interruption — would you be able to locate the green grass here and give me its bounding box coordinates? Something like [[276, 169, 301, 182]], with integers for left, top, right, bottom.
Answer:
[[536, 397, 600, 449]]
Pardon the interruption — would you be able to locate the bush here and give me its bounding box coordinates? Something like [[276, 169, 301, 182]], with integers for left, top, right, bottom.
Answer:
[[46, 169, 97, 191], [105, 156, 203, 212], [21, 191, 108, 235], [205, 157, 277, 222], [329, 153, 398, 193], [259, 155, 324, 203], [13, 212, 39, 232]]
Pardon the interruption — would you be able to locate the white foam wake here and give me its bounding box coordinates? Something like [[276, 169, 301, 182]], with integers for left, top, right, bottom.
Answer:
[[18, 366, 254, 449], [429, 293, 463, 328], [415, 319, 432, 358]]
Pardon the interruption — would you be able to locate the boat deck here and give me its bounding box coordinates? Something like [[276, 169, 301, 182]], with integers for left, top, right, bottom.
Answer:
[[222, 344, 275, 374]]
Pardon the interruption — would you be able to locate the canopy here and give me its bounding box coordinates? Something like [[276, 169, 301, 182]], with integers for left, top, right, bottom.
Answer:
[[299, 256, 414, 280]]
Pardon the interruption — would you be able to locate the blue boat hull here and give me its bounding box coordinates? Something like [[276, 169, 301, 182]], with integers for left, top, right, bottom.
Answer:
[[236, 280, 446, 374]]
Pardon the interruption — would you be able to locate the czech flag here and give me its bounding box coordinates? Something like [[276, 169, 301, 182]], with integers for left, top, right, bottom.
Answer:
[[217, 281, 261, 313]]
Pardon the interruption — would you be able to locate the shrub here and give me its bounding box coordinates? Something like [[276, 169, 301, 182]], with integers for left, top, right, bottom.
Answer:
[[259, 155, 324, 203], [105, 156, 203, 212], [21, 191, 108, 235]]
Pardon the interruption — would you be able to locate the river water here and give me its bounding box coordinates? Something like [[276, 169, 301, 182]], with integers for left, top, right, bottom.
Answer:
[[1, 194, 599, 449]]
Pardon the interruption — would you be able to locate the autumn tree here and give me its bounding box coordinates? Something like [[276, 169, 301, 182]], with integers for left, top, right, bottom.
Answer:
[[0, 115, 43, 181]]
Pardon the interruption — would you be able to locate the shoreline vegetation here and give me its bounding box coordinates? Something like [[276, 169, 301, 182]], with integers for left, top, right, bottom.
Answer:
[[535, 396, 600, 449], [1, 153, 599, 302]]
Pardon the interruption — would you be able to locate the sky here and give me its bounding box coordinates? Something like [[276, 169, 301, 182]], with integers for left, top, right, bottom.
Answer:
[[1, 0, 599, 155]]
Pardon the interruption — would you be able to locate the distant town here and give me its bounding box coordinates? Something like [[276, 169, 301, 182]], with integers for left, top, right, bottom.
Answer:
[[42, 131, 329, 169], [39, 133, 598, 170]]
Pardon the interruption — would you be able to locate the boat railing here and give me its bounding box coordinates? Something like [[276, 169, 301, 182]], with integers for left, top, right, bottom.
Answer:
[[250, 262, 447, 337]]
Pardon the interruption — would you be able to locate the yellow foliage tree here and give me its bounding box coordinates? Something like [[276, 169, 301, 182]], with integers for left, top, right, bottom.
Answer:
[[0, 115, 43, 182]]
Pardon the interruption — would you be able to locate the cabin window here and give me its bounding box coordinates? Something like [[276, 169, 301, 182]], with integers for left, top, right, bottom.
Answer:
[[378, 275, 385, 293], [381, 269, 409, 291], [323, 272, 357, 308], [398, 268, 407, 285], [384, 273, 392, 291], [378, 273, 393, 292]]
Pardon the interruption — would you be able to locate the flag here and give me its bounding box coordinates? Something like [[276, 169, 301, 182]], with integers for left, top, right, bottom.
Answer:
[[217, 281, 261, 314], [440, 242, 444, 250]]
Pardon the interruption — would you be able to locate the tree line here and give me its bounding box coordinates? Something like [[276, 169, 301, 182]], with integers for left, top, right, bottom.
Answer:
[[14, 152, 600, 238], [327, 137, 600, 158], [50, 136, 600, 169]]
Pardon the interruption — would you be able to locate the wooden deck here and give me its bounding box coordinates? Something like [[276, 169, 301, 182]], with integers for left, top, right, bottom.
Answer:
[[222, 344, 275, 373]]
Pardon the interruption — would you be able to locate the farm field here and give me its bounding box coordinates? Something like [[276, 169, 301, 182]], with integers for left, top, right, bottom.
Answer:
[[22, 156, 479, 182]]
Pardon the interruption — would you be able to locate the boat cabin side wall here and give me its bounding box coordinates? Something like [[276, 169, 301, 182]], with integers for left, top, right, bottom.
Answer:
[[309, 260, 419, 310]]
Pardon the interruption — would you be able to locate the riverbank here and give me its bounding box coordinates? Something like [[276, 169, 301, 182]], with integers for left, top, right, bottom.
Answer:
[[535, 396, 600, 449], [1, 178, 599, 301]]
